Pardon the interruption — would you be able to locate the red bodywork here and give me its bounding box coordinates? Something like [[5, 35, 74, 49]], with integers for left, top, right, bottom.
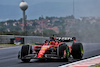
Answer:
[[34, 41, 72, 58]]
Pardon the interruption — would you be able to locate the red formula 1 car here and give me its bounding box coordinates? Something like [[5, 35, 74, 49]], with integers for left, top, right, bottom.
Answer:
[[18, 37, 83, 62]]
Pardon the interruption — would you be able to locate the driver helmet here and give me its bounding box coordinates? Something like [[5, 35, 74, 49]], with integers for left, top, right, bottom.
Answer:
[[50, 41, 55, 45]]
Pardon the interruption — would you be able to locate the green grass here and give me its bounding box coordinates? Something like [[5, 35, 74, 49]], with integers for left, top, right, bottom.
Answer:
[[90, 63, 100, 67], [31, 44, 35, 45], [94, 64, 100, 67], [0, 44, 22, 48]]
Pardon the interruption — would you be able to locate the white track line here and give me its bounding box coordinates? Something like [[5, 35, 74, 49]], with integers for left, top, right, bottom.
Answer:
[[59, 55, 100, 67]]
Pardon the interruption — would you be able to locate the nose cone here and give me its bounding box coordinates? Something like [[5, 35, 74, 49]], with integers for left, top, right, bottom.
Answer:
[[38, 46, 50, 58], [19, 1, 28, 11]]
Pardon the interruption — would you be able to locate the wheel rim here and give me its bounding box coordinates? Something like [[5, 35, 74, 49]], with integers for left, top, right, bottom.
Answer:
[[67, 47, 69, 58], [80, 44, 83, 56], [63, 50, 66, 58], [64, 47, 69, 59]]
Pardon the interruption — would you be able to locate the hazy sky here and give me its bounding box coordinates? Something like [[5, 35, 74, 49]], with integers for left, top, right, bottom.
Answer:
[[0, 0, 100, 21], [0, 0, 73, 5], [0, 0, 99, 5]]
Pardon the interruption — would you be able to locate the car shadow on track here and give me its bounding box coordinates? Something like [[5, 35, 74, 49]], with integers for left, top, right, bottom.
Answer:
[[19, 58, 82, 64]]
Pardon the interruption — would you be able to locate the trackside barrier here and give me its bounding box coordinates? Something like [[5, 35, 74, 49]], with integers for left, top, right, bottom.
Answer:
[[59, 55, 100, 67], [0, 35, 49, 44]]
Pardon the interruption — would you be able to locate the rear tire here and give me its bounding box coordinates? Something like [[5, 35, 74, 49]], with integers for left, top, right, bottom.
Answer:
[[21, 45, 32, 62], [72, 43, 83, 59]]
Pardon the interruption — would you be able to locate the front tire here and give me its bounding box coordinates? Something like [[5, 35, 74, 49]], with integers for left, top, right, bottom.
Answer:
[[21, 45, 32, 62], [59, 44, 69, 61]]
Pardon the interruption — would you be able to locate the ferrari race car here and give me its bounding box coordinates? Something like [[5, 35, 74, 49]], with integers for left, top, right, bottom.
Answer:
[[18, 37, 83, 62]]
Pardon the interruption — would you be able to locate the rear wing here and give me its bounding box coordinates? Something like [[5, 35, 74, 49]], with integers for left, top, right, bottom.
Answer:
[[56, 37, 76, 42]]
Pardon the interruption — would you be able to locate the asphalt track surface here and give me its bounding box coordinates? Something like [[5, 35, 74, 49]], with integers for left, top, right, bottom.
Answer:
[[0, 43, 100, 67]]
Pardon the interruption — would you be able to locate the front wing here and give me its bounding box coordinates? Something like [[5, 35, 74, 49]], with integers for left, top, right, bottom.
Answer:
[[19, 53, 63, 59]]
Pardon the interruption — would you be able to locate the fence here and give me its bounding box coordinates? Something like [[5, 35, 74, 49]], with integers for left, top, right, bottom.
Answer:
[[0, 35, 49, 44]]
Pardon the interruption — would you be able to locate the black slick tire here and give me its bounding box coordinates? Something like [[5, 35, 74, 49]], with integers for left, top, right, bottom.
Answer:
[[59, 44, 69, 61], [72, 43, 83, 59], [21, 45, 32, 62]]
